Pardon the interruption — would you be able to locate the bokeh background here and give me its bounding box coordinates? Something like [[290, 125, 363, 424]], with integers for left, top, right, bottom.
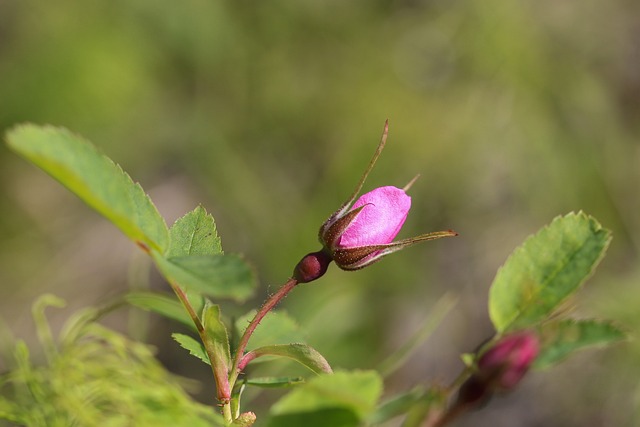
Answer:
[[1, 1, 639, 425]]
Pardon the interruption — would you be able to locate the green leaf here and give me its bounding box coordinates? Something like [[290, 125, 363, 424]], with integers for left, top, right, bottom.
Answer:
[[152, 253, 256, 302], [236, 310, 305, 350], [203, 304, 232, 372], [534, 319, 626, 369], [167, 206, 222, 257], [242, 343, 332, 374], [245, 377, 305, 388], [172, 333, 210, 365], [489, 212, 611, 332], [267, 370, 382, 427], [125, 291, 194, 330], [368, 387, 426, 424], [6, 124, 168, 253]]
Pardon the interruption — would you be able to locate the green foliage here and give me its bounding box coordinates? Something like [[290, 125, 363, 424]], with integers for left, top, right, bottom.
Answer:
[[153, 253, 256, 302], [266, 370, 382, 427], [172, 333, 210, 365], [534, 319, 626, 369], [5, 125, 257, 301], [368, 387, 429, 424], [244, 376, 305, 388], [244, 343, 333, 375], [167, 205, 223, 257], [161, 206, 256, 301], [489, 212, 611, 332], [0, 296, 225, 427], [5, 124, 169, 253], [125, 291, 195, 330]]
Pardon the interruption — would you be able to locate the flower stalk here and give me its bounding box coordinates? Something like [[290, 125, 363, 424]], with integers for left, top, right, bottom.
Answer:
[[220, 121, 457, 423]]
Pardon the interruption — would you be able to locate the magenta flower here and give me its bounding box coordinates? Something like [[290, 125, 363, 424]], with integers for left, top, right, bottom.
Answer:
[[477, 332, 540, 390], [337, 186, 411, 249], [455, 331, 539, 411], [293, 121, 457, 283]]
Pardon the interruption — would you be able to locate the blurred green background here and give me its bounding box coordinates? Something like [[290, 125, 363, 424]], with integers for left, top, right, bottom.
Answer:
[[1, 0, 639, 425]]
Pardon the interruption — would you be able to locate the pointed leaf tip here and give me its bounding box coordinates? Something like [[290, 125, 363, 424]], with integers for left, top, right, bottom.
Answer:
[[168, 205, 222, 257], [5, 124, 169, 253]]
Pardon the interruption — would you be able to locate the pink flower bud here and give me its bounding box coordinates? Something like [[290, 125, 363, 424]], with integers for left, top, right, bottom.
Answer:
[[477, 332, 539, 391], [292, 121, 457, 282], [318, 183, 455, 271], [454, 332, 539, 413], [337, 186, 411, 248]]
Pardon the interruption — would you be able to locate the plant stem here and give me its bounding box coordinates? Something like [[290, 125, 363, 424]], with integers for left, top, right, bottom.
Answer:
[[169, 281, 233, 422], [170, 281, 204, 332], [423, 366, 476, 427], [224, 277, 300, 413], [222, 403, 233, 424], [230, 277, 299, 379]]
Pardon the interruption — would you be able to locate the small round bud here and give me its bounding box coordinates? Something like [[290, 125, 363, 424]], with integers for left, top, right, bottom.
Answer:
[[232, 411, 256, 426], [293, 250, 332, 283]]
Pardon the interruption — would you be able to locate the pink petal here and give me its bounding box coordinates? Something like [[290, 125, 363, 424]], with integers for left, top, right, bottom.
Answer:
[[337, 186, 411, 248]]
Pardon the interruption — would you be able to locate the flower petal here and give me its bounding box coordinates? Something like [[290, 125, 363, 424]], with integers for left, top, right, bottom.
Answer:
[[337, 186, 411, 248]]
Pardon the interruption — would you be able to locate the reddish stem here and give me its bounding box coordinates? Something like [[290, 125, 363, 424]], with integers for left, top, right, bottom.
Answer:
[[229, 277, 299, 379]]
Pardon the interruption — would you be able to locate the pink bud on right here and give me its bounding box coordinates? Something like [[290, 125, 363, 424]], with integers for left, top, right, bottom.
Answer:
[[477, 331, 539, 391], [455, 332, 539, 412]]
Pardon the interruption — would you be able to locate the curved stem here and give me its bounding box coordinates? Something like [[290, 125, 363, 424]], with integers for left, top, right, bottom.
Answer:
[[224, 277, 300, 417], [230, 277, 299, 379], [423, 364, 477, 427]]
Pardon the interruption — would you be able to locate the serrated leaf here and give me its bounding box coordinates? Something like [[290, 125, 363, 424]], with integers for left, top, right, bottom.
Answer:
[[489, 212, 611, 332], [236, 310, 305, 351], [245, 377, 305, 388], [125, 291, 194, 330], [241, 343, 332, 374], [6, 124, 168, 253], [152, 253, 256, 302], [534, 319, 626, 369], [167, 206, 222, 257], [267, 370, 382, 427], [172, 333, 210, 365]]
